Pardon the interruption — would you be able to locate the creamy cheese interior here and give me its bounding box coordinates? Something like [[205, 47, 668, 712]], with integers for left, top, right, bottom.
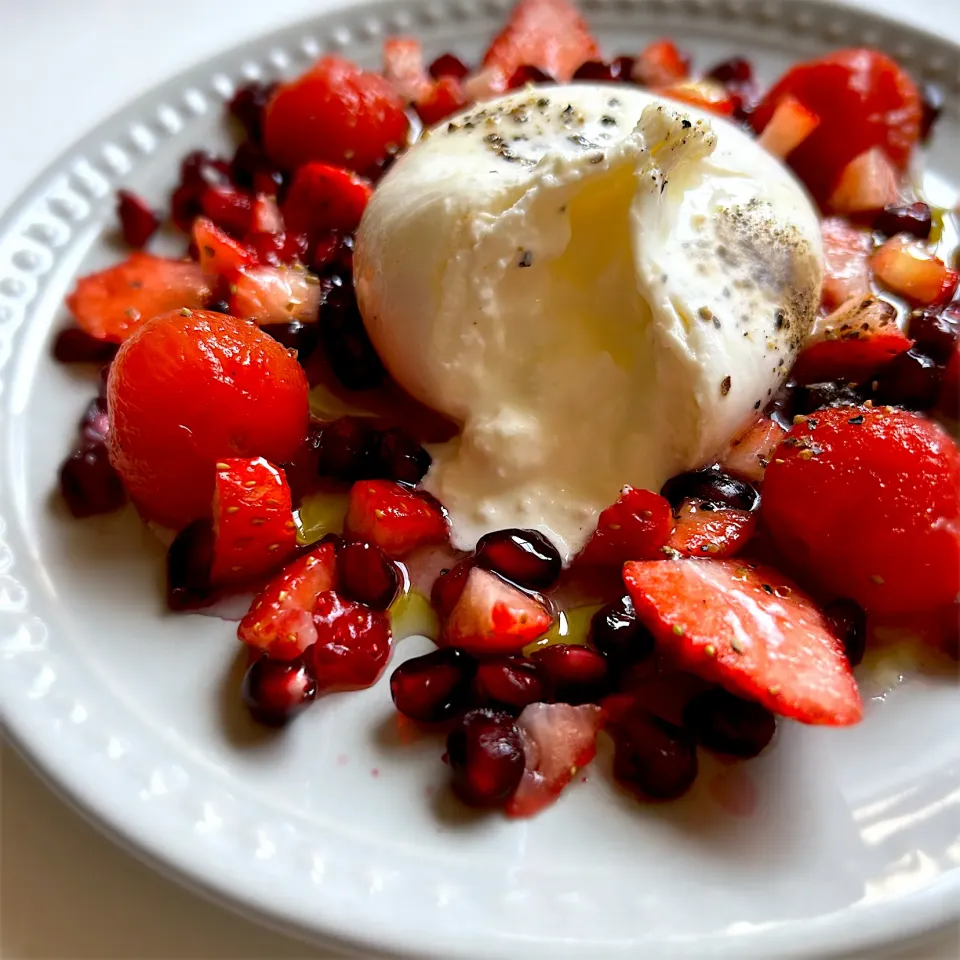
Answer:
[[355, 85, 822, 560]]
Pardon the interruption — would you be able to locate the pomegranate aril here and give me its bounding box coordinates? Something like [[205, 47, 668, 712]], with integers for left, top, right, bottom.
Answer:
[[682, 688, 776, 758], [431, 559, 473, 618], [59, 444, 126, 518], [201, 186, 254, 236], [473, 658, 545, 713], [227, 81, 276, 143], [908, 307, 959, 364], [873, 348, 942, 410], [116, 190, 161, 248], [316, 417, 376, 482], [609, 709, 698, 801], [613, 55, 636, 80], [229, 141, 281, 192], [241, 655, 316, 726], [474, 528, 562, 590], [428, 53, 470, 80], [531, 644, 609, 705], [180, 150, 231, 189], [660, 468, 759, 512], [79, 396, 110, 444], [823, 597, 868, 667], [337, 540, 400, 610], [390, 647, 476, 723], [166, 518, 215, 611], [311, 590, 393, 691], [318, 283, 387, 391], [793, 380, 864, 414], [705, 57, 759, 119], [260, 321, 320, 361], [589, 595, 655, 668], [874, 202, 933, 241], [447, 707, 525, 807], [53, 327, 118, 364], [509, 65, 556, 87], [365, 428, 431, 485], [572, 60, 622, 82], [920, 83, 943, 142], [205, 298, 231, 315]]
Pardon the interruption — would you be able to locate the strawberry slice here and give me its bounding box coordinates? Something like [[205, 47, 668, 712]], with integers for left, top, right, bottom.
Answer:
[[820, 217, 874, 311], [416, 76, 468, 127], [481, 0, 600, 83], [310, 590, 393, 692], [282, 163, 374, 237], [237, 541, 338, 660], [623, 559, 862, 725], [506, 702, 604, 817], [632, 39, 690, 88], [657, 80, 735, 117], [344, 479, 448, 557], [791, 294, 912, 384], [578, 486, 673, 567], [194, 217, 255, 278], [870, 236, 959, 307], [210, 457, 297, 586], [383, 37, 432, 103], [228, 264, 322, 325], [442, 567, 553, 656], [756, 95, 819, 159], [66, 253, 212, 342], [827, 147, 900, 216], [667, 501, 757, 559], [719, 416, 786, 484]]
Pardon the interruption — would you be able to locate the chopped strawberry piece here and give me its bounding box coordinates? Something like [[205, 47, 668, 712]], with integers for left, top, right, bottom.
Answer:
[[383, 37, 432, 103], [193, 218, 255, 278], [238, 541, 337, 660], [264, 56, 409, 175], [463, 66, 509, 103], [632, 39, 690, 88], [116, 190, 161, 248], [791, 295, 912, 384], [228, 264, 321, 325], [282, 163, 373, 237], [506, 702, 603, 817], [66, 253, 212, 343], [431, 557, 474, 618], [344, 479, 448, 557], [820, 217, 874, 311], [441, 567, 553, 657], [623, 559, 862, 725], [827, 147, 900, 216], [750, 49, 921, 206], [871, 235, 959, 307], [481, 0, 600, 83], [719, 416, 786, 484], [756, 95, 819, 159], [210, 457, 297, 586], [578, 486, 673, 567], [250, 194, 284, 235], [107, 310, 309, 528], [667, 501, 757, 559], [656, 80, 735, 117], [310, 590, 393, 691], [416, 76, 468, 127], [763, 406, 960, 614]]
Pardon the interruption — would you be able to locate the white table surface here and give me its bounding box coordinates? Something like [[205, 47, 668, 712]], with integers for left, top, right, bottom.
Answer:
[[1, 1, 958, 957]]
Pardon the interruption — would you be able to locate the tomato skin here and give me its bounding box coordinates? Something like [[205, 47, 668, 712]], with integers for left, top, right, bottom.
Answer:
[[107, 310, 309, 529], [264, 56, 409, 175], [751, 49, 921, 206], [762, 406, 960, 614]]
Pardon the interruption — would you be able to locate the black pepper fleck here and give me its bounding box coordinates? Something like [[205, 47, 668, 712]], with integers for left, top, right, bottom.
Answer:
[[600, 115, 617, 126], [721, 376, 732, 396], [681, 119, 692, 129], [518, 250, 533, 268]]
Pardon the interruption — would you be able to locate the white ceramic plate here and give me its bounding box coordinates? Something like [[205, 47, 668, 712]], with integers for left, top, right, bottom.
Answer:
[[1, 1, 959, 957]]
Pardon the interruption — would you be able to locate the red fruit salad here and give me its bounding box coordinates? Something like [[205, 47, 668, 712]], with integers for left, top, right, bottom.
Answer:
[[53, 0, 959, 819]]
